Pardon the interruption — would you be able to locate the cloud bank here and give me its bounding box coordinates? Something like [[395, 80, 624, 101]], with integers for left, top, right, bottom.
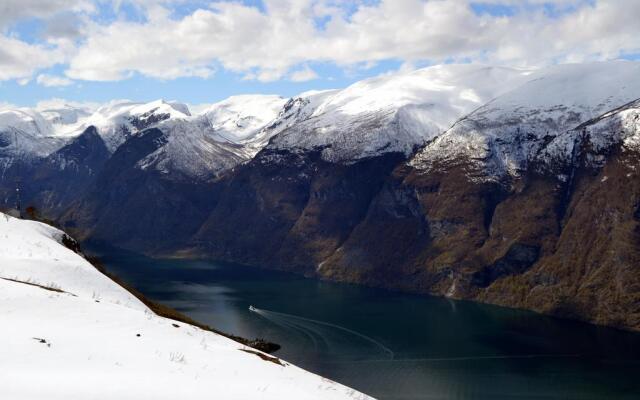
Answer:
[[0, 0, 639, 85]]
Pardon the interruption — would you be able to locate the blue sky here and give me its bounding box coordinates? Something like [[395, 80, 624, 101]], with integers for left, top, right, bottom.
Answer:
[[0, 0, 638, 108]]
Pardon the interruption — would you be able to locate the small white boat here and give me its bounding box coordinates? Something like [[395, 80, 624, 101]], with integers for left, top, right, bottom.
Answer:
[[249, 305, 256, 312]]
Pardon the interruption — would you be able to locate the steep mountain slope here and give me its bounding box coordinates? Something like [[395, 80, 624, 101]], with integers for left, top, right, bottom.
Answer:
[[0, 100, 195, 214], [191, 64, 535, 268], [0, 212, 371, 400], [60, 127, 228, 251], [315, 61, 640, 331], [58, 96, 288, 250]]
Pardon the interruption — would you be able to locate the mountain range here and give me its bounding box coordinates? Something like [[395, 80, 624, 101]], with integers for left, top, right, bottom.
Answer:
[[2, 60, 639, 331]]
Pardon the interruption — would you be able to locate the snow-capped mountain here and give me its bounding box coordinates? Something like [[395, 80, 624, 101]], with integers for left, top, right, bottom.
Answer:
[[0, 96, 289, 180], [66, 99, 192, 152], [0, 108, 64, 163], [137, 95, 287, 179], [0, 212, 371, 400], [263, 65, 533, 163], [410, 61, 640, 180], [0, 99, 192, 167]]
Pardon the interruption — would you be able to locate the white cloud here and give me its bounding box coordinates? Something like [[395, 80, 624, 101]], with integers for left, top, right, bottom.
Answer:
[[290, 66, 319, 82], [36, 74, 75, 87], [0, 101, 18, 111], [62, 0, 640, 82], [0, 0, 93, 29], [0, 35, 62, 81], [1, 0, 639, 84]]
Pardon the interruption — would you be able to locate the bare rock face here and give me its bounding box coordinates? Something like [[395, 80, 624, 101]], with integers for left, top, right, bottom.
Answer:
[[192, 148, 405, 272], [314, 102, 640, 331]]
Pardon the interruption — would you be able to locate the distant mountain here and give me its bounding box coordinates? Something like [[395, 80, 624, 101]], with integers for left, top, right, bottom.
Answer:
[[57, 96, 286, 250]]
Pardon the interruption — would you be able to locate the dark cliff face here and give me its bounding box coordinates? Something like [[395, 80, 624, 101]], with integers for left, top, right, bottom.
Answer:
[[0, 126, 110, 218], [60, 128, 221, 252], [189, 142, 640, 331], [304, 147, 640, 331], [31, 127, 111, 216], [191, 149, 405, 271]]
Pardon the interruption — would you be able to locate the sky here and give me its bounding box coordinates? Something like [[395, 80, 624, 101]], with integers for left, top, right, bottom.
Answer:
[[0, 0, 639, 109]]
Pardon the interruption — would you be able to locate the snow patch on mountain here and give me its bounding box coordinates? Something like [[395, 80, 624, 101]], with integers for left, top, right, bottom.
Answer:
[[265, 64, 534, 163], [0, 212, 372, 400], [410, 61, 640, 180], [0, 109, 64, 166], [201, 95, 286, 143], [541, 99, 640, 170], [136, 118, 251, 179], [39, 105, 93, 126]]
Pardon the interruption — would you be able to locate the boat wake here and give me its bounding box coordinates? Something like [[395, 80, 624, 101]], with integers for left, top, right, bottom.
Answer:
[[250, 306, 394, 359]]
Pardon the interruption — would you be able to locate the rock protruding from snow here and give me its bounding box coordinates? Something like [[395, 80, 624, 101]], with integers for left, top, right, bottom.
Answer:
[[410, 61, 640, 180], [264, 65, 534, 163], [0, 212, 372, 400], [539, 98, 640, 171]]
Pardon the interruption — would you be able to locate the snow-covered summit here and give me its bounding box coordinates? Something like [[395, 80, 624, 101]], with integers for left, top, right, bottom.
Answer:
[[0, 109, 63, 161], [68, 99, 192, 152], [410, 61, 640, 180], [200, 95, 286, 143], [39, 104, 93, 126], [0, 212, 372, 400], [264, 64, 534, 163], [0, 99, 193, 162]]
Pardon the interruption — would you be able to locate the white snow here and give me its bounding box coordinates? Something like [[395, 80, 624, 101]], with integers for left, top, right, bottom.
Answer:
[[410, 61, 640, 180], [62, 99, 192, 152], [201, 95, 287, 143], [136, 118, 251, 179], [265, 64, 534, 163], [0, 212, 372, 400], [0, 109, 64, 164]]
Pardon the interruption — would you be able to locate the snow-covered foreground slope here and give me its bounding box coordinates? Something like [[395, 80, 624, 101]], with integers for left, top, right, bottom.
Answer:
[[0, 213, 372, 400], [263, 65, 534, 163], [410, 61, 640, 180]]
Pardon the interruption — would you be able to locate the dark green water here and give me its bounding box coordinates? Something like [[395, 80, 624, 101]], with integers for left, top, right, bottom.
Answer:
[[91, 246, 640, 400]]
